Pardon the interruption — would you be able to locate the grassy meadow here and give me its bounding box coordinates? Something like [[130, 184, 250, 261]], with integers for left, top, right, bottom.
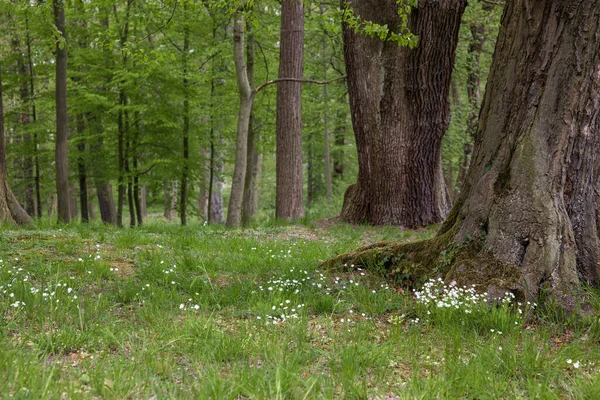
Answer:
[[1, 219, 600, 399]]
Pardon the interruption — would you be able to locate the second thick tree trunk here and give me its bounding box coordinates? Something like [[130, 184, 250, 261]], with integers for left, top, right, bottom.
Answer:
[[340, 0, 466, 227]]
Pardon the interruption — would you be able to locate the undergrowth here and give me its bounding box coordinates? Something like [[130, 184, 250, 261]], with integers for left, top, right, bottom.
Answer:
[[0, 219, 599, 398]]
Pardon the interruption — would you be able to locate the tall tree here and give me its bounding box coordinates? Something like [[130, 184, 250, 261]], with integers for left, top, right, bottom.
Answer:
[[0, 68, 32, 225], [241, 25, 260, 226], [329, 0, 600, 309], [340, 0, 466, 227], [53, 0, 71, 223], [275, 0, 305, 221], [226, 12, 254, 227]]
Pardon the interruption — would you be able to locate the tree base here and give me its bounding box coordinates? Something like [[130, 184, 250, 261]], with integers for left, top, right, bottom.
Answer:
[[323, 224, 576, 308]]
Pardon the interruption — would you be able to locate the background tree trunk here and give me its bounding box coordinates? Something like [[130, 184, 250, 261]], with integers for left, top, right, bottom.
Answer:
[[340, 0, 466, 227], [180, 4, 190, 226], [76, 114, 88, 223], [0, 69, 32, 225], [54, 0, 71, 223], [275, 0, 305, 221], [242, 27, 261, 226], [226, 13, 254, 227]]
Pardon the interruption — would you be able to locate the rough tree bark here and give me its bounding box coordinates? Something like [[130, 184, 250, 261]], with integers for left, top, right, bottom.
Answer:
[[340, 0, 466, 227], [54, 0, 71, 223], [327, 0, 600, 310], [275, 0, 305, 221], [0, 69, 32, 225]]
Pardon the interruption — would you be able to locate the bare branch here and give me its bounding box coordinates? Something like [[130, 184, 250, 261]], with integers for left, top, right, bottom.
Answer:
[[255, 75, 346, 93]]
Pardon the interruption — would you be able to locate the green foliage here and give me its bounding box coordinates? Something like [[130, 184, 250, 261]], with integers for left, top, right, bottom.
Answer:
[[341, 0, 419, 47]]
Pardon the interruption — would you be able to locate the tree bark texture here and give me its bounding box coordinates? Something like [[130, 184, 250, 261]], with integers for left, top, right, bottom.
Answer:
[[331, 0, 600, 310], [226, 14, 254, 227], [275, 0, 305, 221], [437, 0, 600, 304], [54, 0, 71, 223], [340, 0, 466, 227], [0, 70, 32, 225]]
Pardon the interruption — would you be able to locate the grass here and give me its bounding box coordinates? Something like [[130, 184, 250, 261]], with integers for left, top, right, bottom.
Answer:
[[1, 218, 599, 399]]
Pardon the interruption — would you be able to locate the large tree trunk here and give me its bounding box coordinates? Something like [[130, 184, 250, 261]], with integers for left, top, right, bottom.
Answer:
[[226, 13, 254, 227], [340, 0, 465, 227], [275, 0, 304, 221], [328, 0, 600, 310], [0, 70, 32, 225], [54, 0, 71, 223]]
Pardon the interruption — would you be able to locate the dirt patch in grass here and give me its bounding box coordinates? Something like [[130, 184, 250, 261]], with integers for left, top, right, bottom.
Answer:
[[107, 259, 136, 278]]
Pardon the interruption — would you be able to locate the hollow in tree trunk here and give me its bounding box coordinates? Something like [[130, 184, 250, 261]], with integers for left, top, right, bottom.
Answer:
[[327, 0, 600, 310], [340, 0, 466, 227]]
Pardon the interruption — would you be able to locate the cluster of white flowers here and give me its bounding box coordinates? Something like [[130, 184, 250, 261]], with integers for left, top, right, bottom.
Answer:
[[261, 301, 305, 325], [255, 268, 312, 295], [414, 278, 494, 312], [179, 297, 201, 311]]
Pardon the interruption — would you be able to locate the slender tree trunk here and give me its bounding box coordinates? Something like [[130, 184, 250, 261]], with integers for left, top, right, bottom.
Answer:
[[199, 148, 209, 221], [76, 114, 88, 222], [180, 7, 190, 226], [125, 136, 135, 227], [340, 0, 465, 227], [117, 90, 126, 227], [69, 183, 78, 220], [141, 184, 147, 217], [307, 131, 314, 208], [116, 0, 132, 228], [26, 18, 41, 218], [54, 0, 71, 223], [14, 39, 35, 216], [163, 180, 172, 221], [275, 0, 305, 221], [209, 167, 223, 223], [226, 13, 254, 227], [132, 119, 142, 226], [87, 188, 95, 220], [321, 5, 333, 200], [0, 68, 33, 225], [333, 105, 346, 180], [242, 27, 261, 226]]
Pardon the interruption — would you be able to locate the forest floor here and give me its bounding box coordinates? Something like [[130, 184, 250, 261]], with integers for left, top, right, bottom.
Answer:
[[1, 219, 599, 399]]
